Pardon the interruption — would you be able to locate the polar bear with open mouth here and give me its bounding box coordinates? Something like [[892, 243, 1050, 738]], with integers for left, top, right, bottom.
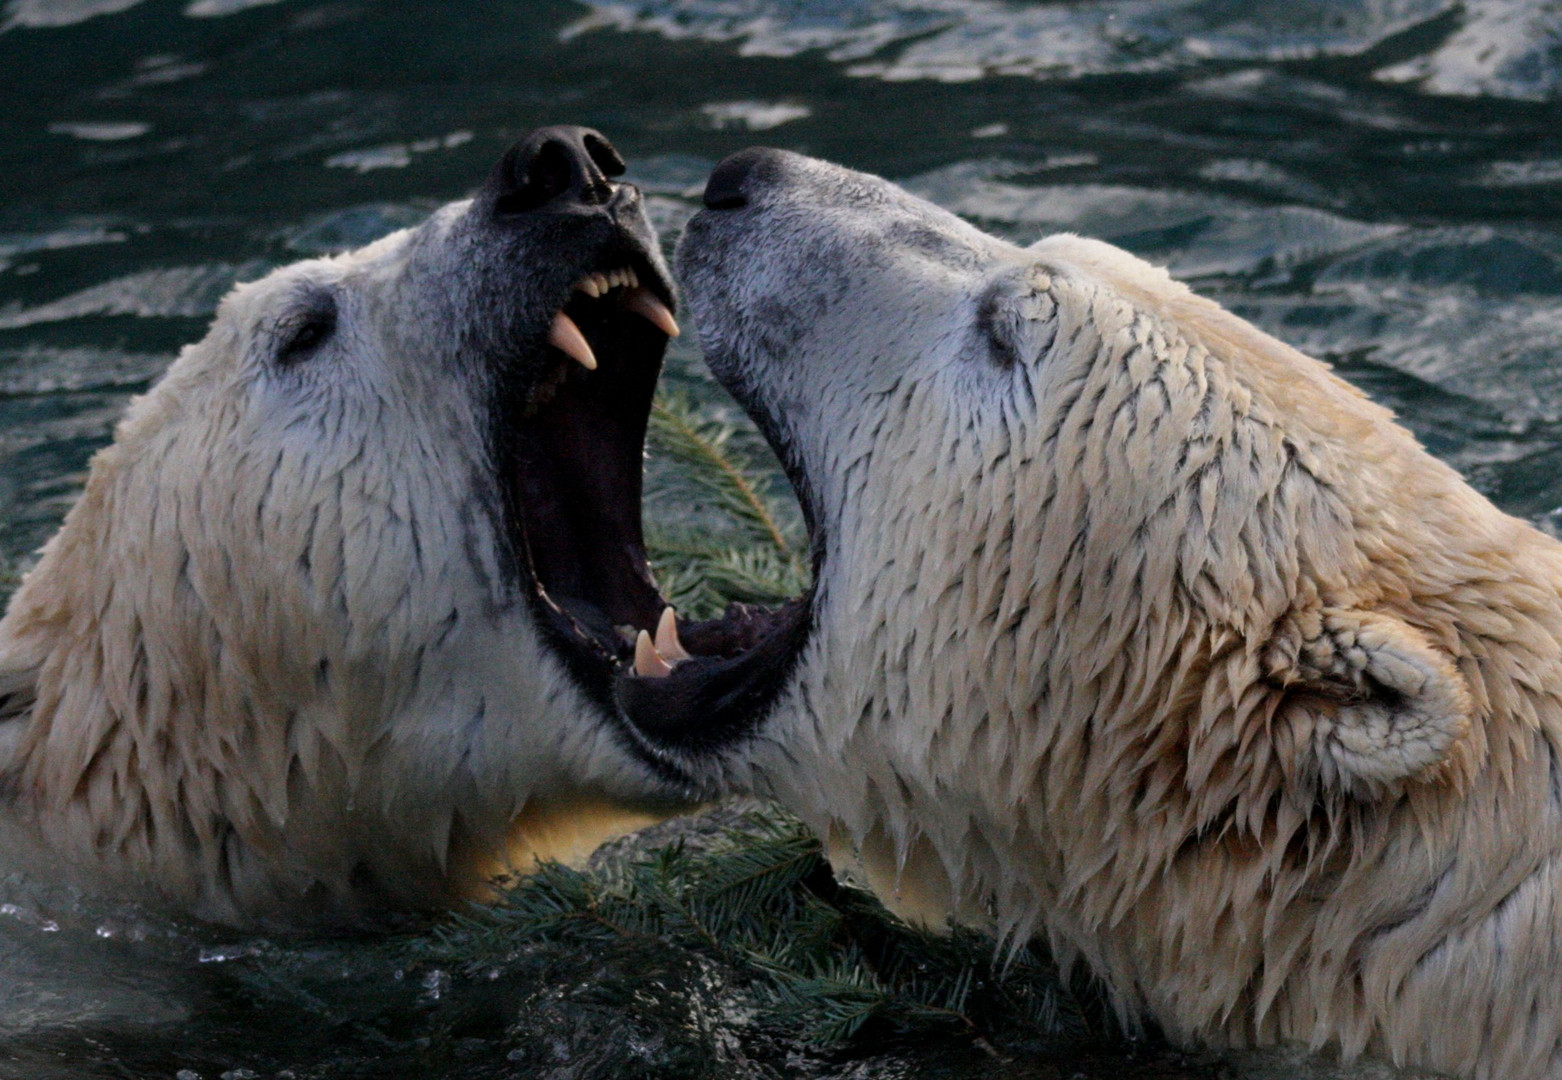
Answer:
[[0, 127, 704, 926], [624, 148, 1562, 1078]]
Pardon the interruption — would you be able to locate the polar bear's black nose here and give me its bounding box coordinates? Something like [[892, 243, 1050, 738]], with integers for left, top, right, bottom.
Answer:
[[490, 125, 627, 215], [703, 147, 785, 210]]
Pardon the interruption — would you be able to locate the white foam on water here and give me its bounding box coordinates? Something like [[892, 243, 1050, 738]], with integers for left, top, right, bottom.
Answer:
[[904, 160, 1400, 277], [46, 121, 149, 141], [132, 53, 208, 85], [1, 0, 144, 30], [571, 0, 1561, 100], [1197, 158, 1336, 206], [1376, 0, 1562, 102], [701, 100, 812, 130], [1476, 160, 1562, 187], [571, 0, 1453, 81], [184, 0, 289, 16], [0, 345, 169, 395], [324, 131, 472, 174], [564, 0, 966, 60], [325, 144, 413, 173], [0, 224, 127, 263], [0, 264, 254, 329], [2, 0, 293, 29]]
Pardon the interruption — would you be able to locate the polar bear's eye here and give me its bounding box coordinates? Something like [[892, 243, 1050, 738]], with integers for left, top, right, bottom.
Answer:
[[275, 308, 337, 366]]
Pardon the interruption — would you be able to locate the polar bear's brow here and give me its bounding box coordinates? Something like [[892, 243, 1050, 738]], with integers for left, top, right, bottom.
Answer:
[[883, 218, 972, 260]]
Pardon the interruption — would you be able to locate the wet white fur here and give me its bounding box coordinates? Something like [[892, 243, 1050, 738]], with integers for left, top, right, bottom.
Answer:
[[0, 203, 672, 926], [678, 152, 1562, 1078]]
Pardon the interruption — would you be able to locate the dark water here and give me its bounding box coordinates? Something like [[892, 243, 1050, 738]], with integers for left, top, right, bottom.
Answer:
[[1, 0, 1561, 1076]]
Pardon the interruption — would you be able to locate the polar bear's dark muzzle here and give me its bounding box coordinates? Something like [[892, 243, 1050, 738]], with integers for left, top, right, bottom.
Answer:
[[469, 129, 817, 783], [471, 130, 675, 719]]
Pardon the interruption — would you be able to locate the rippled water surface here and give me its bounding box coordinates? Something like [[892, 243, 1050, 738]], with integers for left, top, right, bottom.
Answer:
[[2, 0, 1562, 1076]]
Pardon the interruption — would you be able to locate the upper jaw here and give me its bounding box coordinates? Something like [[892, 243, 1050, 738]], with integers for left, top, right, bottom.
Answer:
[[535, 189, 678, 346]]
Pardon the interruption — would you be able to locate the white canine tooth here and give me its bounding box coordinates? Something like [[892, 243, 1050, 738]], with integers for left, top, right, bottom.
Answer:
[[592, 272, 610, 295], [576, 276, 602, 299], [548, 310, 597, 370], [623, 287, 680, 338], [655, 606, 691, 662], [634, 630, 675, 678]]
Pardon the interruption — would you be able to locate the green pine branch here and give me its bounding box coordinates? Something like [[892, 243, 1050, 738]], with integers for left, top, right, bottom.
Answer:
[[644, 392, 810, 621], [420, 805, 1106, 1054], [648, 394, 796, 556]]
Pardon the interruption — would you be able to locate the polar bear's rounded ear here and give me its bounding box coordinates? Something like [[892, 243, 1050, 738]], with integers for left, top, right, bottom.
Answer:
[[1263, 607, 1475, 799], [975, 264, 1059, 369]]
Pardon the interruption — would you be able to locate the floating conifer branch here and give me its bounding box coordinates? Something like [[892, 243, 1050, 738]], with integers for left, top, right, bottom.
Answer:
[[644, 392, 810, 620], [421, 805, 1106, 1054]]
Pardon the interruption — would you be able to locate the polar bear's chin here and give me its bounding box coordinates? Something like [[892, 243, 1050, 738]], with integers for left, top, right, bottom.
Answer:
[[613, 592, 814, 762]]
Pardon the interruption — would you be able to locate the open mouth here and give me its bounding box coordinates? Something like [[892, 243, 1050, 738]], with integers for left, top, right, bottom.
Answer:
[[497, 242, 813, 781]]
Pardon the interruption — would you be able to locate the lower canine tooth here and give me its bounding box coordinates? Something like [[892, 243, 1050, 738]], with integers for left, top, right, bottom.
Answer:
[[548, 310, 597, 370], [624, 288, 680, 338], [655, 606, 691, 662], [634, 630, 675, 678]]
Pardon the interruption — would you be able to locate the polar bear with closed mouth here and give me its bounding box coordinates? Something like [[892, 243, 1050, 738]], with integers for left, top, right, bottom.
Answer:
[[613, 147, 1562, 1078], [0, 126, 707, 927]]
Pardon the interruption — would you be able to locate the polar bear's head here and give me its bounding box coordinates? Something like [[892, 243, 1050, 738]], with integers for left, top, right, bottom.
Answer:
[[663, 148, 1490, 806], [659, 147, 1562, 973], [0, 128, 692, 922], [661, 150, 1562, 1077]]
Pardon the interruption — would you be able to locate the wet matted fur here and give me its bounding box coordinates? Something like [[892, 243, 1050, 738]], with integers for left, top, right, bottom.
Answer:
[[0, 132, 685, 927], [651, 149, 1562, 1079]]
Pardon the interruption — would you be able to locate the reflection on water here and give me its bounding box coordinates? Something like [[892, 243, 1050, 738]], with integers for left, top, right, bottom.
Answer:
[[573, 0, 1562, 100], [0, 0, 1560, 1075]]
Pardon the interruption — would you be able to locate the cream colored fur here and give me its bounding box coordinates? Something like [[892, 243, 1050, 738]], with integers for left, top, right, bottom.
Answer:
[[0, 205, 674, 926], [675, 153, 1562, 1078]]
